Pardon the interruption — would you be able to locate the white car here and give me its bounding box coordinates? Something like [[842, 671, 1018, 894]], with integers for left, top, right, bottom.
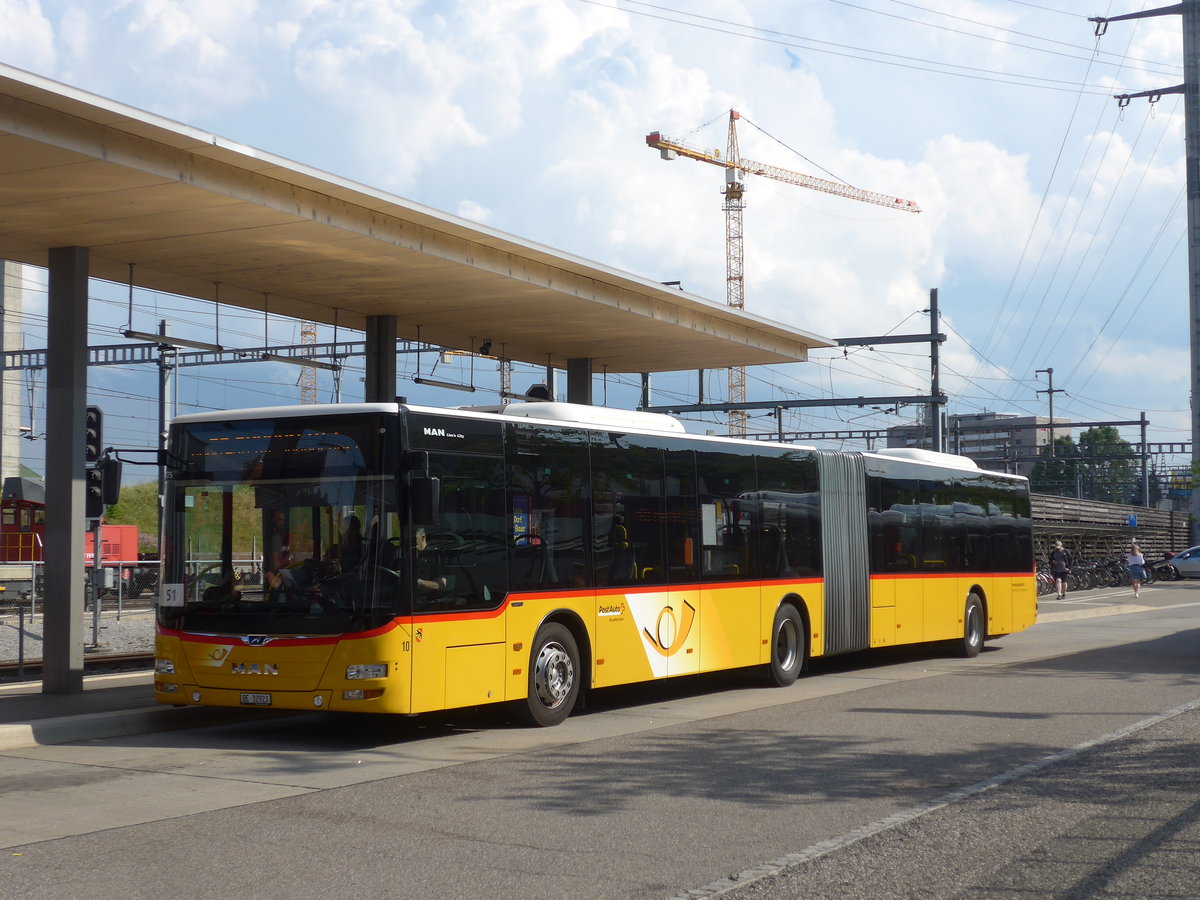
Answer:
[[1166, 546, 1200, 578]]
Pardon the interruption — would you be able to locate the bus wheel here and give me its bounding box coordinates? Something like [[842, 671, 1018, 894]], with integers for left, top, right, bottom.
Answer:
[[522, 622, 580, 727], [765, 604, 805, 686], [960, 594, 985, 658]]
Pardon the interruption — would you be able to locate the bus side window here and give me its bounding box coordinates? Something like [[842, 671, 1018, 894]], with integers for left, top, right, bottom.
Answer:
[[664, 448, 698, 584], [696, 448, 756, 582], [506, 423, 590, 592], [591, 434, 667, 588], [423, 452, 508, 611], [876, 477, 920, 572]]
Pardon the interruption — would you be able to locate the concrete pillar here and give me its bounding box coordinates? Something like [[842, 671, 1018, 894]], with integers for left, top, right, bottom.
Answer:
[[363, 315, 397, 403], [566, 358, 593, 405], [43, 247, 89, 694]]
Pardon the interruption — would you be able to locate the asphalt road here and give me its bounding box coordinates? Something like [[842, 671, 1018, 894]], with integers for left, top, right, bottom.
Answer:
[[1, 582, 1198, 899]]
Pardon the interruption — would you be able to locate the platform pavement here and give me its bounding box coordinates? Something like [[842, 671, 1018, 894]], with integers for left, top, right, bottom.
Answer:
[[0, 671, 263, 750]]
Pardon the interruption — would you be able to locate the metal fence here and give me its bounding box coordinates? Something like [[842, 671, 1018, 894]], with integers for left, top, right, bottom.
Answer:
[[1, 559, 160, 675]]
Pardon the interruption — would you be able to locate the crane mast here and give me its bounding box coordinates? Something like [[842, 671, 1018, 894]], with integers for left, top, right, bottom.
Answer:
[[646, 110, 920, 435], [722, 114, 748, 434], [300, 319, 318, 404]]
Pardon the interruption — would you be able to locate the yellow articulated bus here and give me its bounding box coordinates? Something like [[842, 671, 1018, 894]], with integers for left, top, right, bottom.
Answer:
[[154, 401, 1036, 726]]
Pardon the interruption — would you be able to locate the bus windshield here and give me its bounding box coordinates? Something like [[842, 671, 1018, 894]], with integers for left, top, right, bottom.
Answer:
[[158, 413, 401, 635]]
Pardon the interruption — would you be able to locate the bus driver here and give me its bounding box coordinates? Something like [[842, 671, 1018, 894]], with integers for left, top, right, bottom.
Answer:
[[414, 526, 446, 597]]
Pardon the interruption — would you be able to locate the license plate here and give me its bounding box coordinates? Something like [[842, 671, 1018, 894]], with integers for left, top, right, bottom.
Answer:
[[240, 692, 272, 706]]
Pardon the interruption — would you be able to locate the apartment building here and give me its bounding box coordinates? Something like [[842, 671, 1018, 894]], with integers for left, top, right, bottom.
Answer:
[[887, 412, 1071, 476]]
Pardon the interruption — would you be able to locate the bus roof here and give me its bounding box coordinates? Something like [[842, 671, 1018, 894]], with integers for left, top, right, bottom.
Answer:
[[168, 403, 1026, 482], [497, 402, 686, 433], [171, 403, 401, 425], [864, 447, 1027, 482]]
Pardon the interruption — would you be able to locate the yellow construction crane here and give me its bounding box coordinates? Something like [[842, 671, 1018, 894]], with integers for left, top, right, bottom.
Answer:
[[299, 320, 318, 404], [646, 109, 920, 435]]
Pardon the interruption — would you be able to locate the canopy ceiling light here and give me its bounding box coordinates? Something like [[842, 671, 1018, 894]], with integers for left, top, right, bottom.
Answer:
[[412, 375, 476, 393], [261, 352, 341, 372], [121, 329, 224, 352]]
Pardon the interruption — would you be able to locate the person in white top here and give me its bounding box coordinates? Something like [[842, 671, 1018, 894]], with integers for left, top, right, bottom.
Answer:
[[1126, 543, 1146, 599]]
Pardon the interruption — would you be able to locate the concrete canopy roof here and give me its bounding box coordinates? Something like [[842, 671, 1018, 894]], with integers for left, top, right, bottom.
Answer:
[[0, 64, 833, 373]]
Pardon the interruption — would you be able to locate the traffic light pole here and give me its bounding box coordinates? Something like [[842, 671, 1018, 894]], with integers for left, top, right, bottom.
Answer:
[[89, 516, 101, 647], [157, 321, 174, 570], [84, 400, 104, 644]]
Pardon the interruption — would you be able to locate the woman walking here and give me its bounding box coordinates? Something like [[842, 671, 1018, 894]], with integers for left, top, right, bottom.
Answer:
[[1126, 543, 1147, 599]]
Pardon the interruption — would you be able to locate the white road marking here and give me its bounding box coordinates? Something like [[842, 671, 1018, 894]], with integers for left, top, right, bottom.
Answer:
[[675, 697, 1200, 899]]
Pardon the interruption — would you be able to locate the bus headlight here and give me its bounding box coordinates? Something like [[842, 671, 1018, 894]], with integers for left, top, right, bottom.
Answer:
[[155, 658, 176, 674], [346, 664, 388, 680]]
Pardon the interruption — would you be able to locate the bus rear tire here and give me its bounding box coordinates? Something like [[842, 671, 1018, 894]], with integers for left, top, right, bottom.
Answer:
[[960, 594, 984, 658], [765, 604, 805, 686], [520, 622, 580, 727]]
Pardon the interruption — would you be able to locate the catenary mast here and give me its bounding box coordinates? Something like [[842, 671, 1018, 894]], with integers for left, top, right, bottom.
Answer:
[[1090, 1, 1200, 540]]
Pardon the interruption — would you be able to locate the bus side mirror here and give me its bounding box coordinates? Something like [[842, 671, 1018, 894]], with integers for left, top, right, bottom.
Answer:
[[411, 476, 441, 525]]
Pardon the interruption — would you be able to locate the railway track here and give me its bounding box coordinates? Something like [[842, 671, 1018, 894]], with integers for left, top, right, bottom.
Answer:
[[0, 650, 154, 678], [0, 598, 156, 617]]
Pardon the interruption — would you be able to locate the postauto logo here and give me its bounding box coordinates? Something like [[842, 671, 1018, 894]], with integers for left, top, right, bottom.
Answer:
[[625, 593, 697, 677]]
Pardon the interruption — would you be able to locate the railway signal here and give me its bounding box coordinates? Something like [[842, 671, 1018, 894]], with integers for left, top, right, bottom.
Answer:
[[85, 466, 104, 520], [84, 405, 103, 465]]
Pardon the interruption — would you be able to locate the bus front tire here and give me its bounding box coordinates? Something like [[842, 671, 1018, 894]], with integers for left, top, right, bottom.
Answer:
[[765, 604, 805, 687], [960, 594, 984, 658], [521, 622, 580, 727]]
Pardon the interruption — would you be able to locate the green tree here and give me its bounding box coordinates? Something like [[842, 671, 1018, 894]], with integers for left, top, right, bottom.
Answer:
[[103, 480, 160, 552], [1029, 436, 1079, 496], [1078, 425, 1136, 503], [1030, 428, 1140, 503]]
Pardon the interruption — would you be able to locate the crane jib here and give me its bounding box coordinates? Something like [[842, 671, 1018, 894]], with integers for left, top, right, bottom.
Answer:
[[645, 132, 919, 213]]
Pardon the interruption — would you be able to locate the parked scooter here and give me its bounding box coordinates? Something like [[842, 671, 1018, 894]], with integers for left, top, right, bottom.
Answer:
[[1149, 553, 1179, 582]]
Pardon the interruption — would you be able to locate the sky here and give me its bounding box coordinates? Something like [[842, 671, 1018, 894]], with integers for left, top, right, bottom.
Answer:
[[0, 0, 1192, 480]]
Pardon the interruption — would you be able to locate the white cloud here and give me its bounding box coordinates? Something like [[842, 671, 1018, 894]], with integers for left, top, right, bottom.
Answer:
[[3, 0, 1192, 443], [921, 135, 1038, 270], [0, 0, 55, 72], [456, 199, 492, 224], [92, 0, 269, 114]]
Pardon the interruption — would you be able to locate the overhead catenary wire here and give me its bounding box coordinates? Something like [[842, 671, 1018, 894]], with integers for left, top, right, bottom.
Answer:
[[972, 35, 1103, 368], [6, 5, 1190, 460], [581, 0, 1171, 93], [601, 0, 1185, 438], [1001, 99, 1172, 395], [1067, 227, 1187, 396], [841, 0, 1181, 75]]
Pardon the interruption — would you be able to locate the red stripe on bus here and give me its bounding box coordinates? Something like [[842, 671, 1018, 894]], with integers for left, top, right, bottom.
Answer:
[[871, 571, 1034, 581]]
